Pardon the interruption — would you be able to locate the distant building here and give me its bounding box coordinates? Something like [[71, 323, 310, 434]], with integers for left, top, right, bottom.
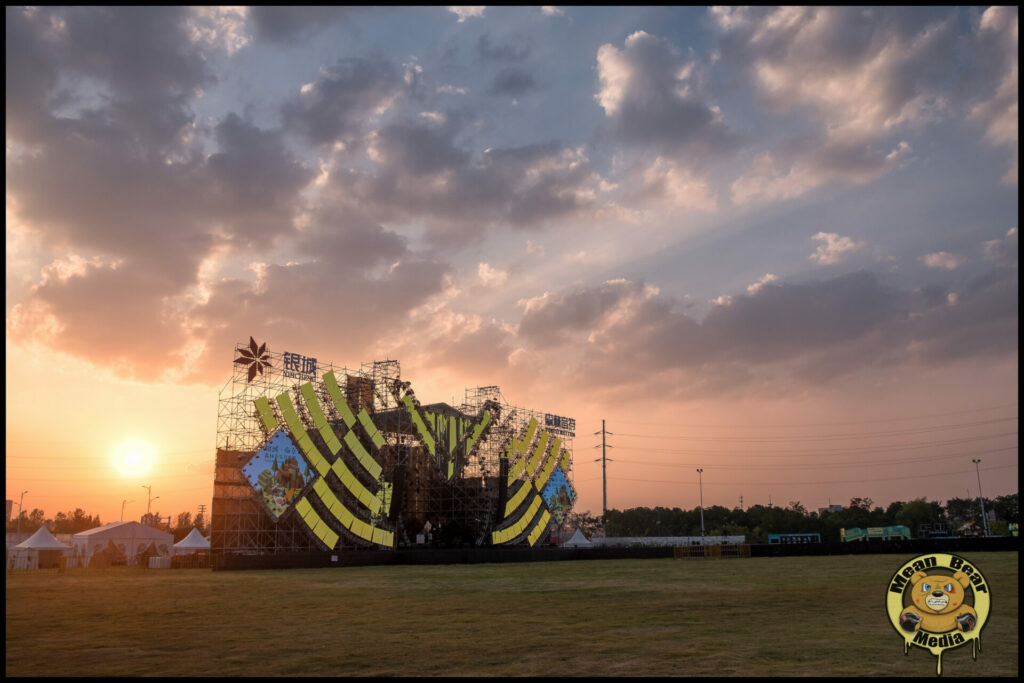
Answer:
[[818, 504, 843, 515]]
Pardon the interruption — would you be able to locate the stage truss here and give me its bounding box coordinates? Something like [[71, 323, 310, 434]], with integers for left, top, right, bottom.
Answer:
[[212, 340, 575, 556]]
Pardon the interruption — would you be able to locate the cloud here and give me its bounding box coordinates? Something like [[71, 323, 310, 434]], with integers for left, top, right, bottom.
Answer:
[[731, 141, 912, 205], [967, 6, 1018, 184], [921, 251, 962, 270], [746, 273, 778, 294], [809, 232, 867, 265], [541, 7, 564, 17], [641, 157, 717, 211], [281, 57, 409, 146], [518, 279, 659, 348], [478, 262, 508, 288], [185, 6, 250, 55], [448, 7, 485, 23], [488, 68, 537, 97], [981, 227, 1018, 265], [595, 30, 731, 156], [247, 6, 357, 44], [711, 7, 968, 202], [508, 268, 1018, 398], [477, 34, 531, 62], [328, 115, 607, 242], [711, 7, 957, 138]]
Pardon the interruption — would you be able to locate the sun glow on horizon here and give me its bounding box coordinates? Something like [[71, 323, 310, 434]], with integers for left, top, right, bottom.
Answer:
[[112, 439, 157, 478]]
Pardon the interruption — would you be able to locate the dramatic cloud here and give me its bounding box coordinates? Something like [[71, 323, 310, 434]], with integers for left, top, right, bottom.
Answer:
[[711, 7, 956, 136], [477, 262, 508, 288], [967, 6, 1018, 184], [921, 251, 962, 270], [731, 141, 912, 205], [247, 6, 357, 44], [713, 7, 960, 202], [641, 157, 718, 211], [488, 68, 537, 97], [448, 7, 485, 23], [281, 57, 409, 146], [477, 34, 531, 62], [186, 6, 251, 55], [595, 30, 731, 156], [330, 115, 607, 242], [746, 273, 778, 294], [511, 268, 1018, 397], [982, 227, 1018, 265], [809, 232, 867, 266]]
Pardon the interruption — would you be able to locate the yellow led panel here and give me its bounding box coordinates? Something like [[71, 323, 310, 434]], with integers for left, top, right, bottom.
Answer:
[[357, 408, 385, 449], [323, 371, 357, 428], [344, 430, 382, 479], [254, 397, 279, 433]]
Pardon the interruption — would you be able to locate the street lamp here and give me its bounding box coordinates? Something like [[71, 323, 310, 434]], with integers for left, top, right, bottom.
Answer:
[[971, 459, 990, 537], [121, 499, 133, 522], [696, 469, 705, 543]]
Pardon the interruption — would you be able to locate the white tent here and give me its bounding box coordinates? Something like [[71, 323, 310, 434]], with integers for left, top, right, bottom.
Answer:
[[561, 528, 593, 548], [173, 528, 211, 555], [8, 526, 71, 569], [72, 521, 173, 567]]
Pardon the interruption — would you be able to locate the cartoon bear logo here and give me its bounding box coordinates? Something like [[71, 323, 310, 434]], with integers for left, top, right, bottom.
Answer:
[[898, 571, 978, 634]]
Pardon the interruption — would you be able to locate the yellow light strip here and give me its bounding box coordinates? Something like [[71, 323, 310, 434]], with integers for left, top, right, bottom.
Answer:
[[276, 393, 330, 478], [300, 383, 342, 455], [254, 396, 278, 433], [323, 371, 356, 428], [401, 393, 436, 456]]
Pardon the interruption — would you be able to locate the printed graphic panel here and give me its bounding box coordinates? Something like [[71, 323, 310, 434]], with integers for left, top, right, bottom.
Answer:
[[541, 467, 575, 526], [241, 431, 315, 519]]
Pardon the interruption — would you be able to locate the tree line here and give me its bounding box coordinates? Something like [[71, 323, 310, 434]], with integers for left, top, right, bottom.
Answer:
[[567, 494, 1018, 543], [7, 508, 209, 543]]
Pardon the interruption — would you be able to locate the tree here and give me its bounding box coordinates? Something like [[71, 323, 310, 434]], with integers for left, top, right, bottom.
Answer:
[[894, 498, 938, 537], [566, 510, 603, 538], [992, 494, 1018, 522], [194, 510, 208, 537], [944, 497, 978, 525], [172, 511, 193, 542]]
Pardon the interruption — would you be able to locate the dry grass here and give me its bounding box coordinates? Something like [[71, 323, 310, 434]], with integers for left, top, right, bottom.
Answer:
[[6, 551, 1018, 677]]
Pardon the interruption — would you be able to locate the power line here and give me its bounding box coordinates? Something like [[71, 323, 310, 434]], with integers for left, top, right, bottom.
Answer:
[[607, 445, 1017, 470], [603, 431, 1017, 457], [606, 402, 1018, 429], [605, 462, 1017, 488], [609, 416, 1017, 442]]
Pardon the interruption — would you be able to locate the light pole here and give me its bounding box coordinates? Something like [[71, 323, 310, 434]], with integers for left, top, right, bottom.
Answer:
[[121, 499, 133, 522], [16, 490, 28, 538], [697, 469, 705, 543], [971, 459, 990, 537], [142, 484, 154, 514]]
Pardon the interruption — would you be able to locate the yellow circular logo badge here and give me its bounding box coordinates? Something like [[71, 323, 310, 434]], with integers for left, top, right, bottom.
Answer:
[[886, 553, 991, 676]]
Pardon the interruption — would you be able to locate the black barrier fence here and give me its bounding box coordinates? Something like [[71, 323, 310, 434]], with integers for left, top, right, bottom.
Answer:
[[751, 535, 1018, 558], [214, 536, 1017, 571]]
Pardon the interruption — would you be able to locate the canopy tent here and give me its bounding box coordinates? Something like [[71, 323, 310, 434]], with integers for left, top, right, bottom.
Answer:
[[72, 521, 173, 567], [173, 528, 211, 555], [561, 528, 593, 548], [8, 526, 71, 569]]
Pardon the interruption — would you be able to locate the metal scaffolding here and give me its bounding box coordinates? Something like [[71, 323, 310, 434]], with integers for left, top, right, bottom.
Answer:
[[212, 340, 574, 556]]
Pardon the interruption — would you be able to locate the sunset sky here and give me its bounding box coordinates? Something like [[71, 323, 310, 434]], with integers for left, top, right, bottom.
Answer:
[[6, 6, 1018, 528]]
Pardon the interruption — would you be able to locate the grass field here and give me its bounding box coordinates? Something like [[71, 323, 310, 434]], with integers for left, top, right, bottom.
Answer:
[[6, 551, 1018, 677]]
